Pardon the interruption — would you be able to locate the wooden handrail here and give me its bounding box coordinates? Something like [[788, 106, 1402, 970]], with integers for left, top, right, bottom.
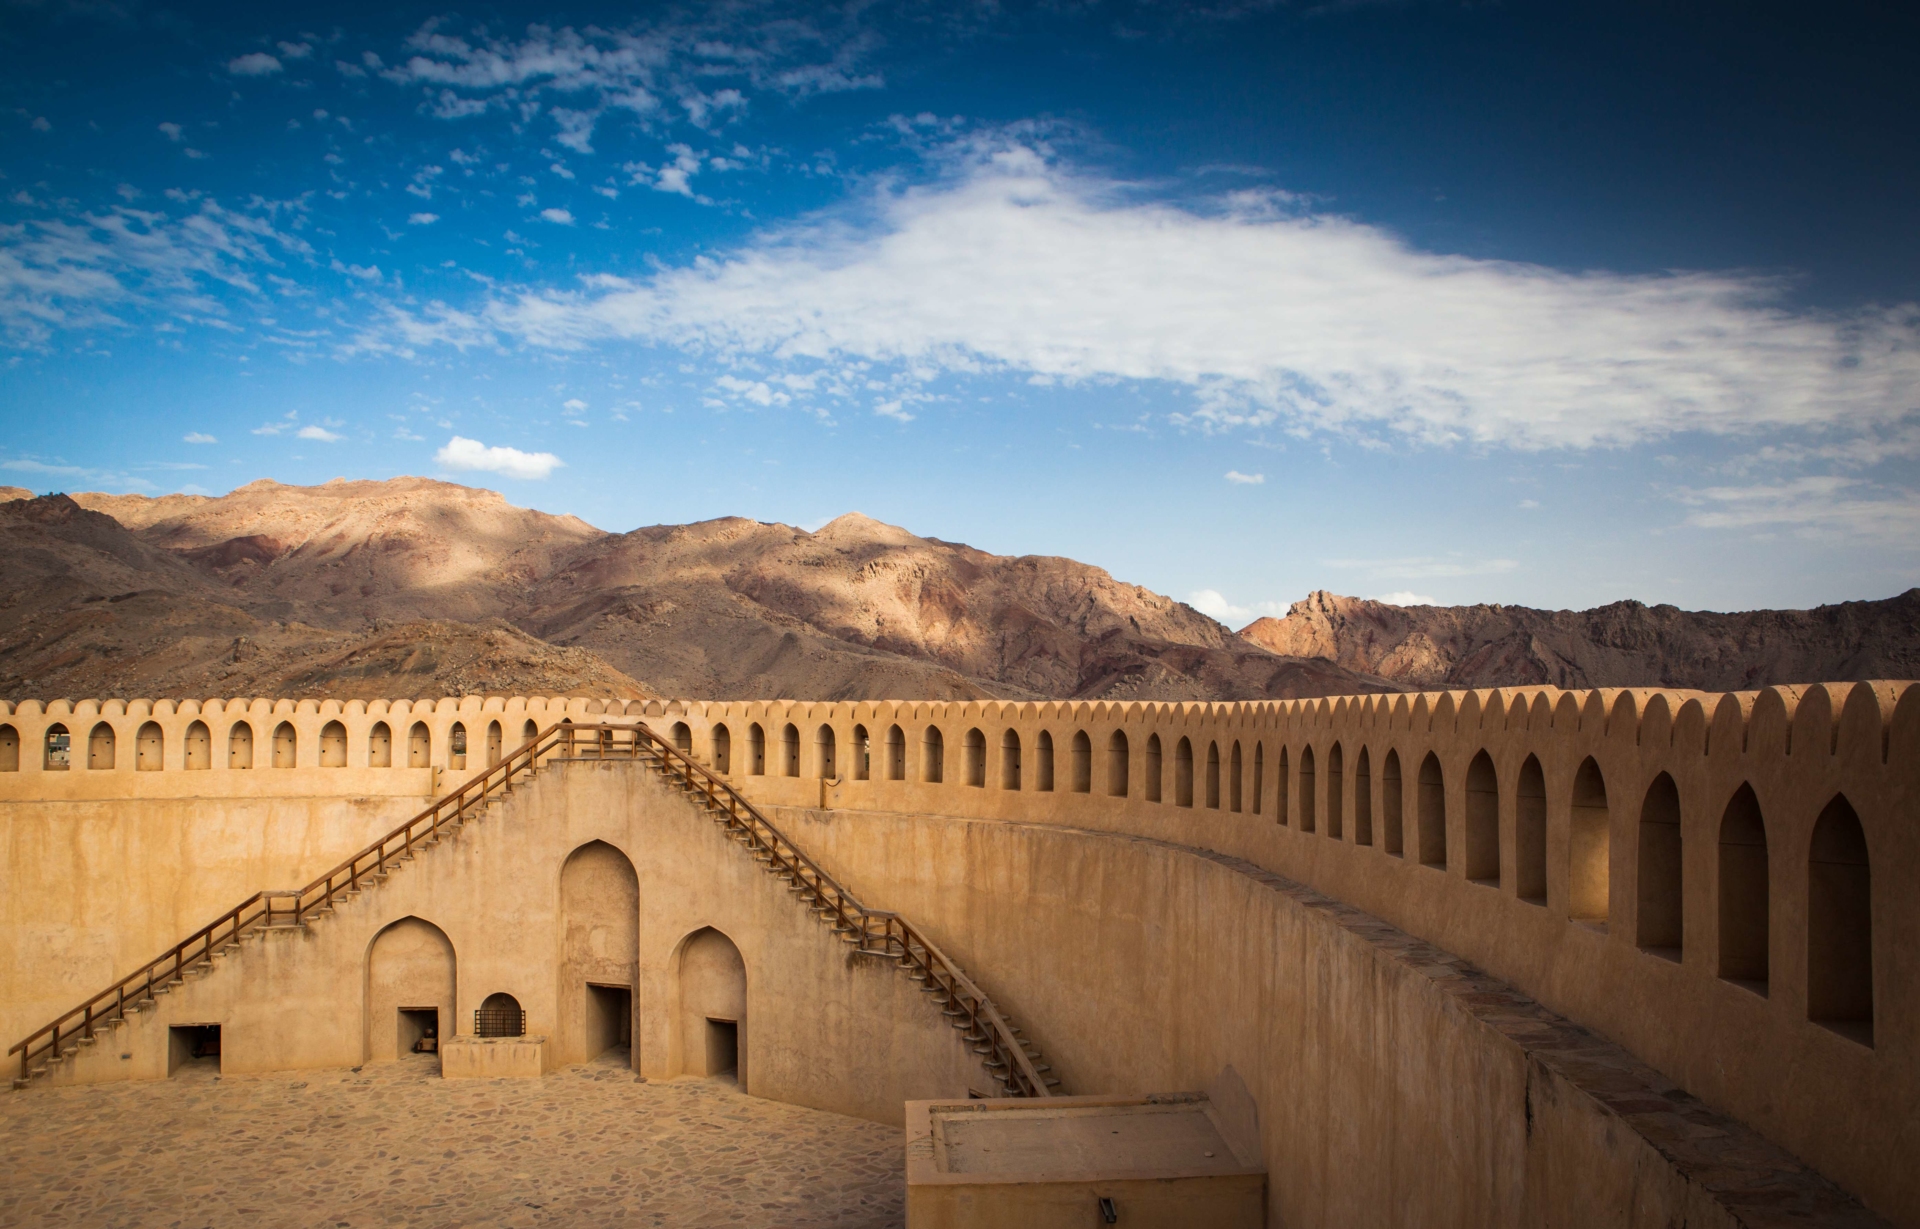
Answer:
[[10, 721, 1053, 1097]]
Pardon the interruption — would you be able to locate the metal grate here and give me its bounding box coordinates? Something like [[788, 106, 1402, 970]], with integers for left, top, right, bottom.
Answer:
[[474, 1006, 525, 1038]]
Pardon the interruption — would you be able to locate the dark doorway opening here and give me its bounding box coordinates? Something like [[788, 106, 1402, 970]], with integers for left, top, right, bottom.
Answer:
[[587, 985, 632, 1060], [705, 1018, 738, 1078], [399, 1008, 440, 1057], [168, 1024, 220, 1076]]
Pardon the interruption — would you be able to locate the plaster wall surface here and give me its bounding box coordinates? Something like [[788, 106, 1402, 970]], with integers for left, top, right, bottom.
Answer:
[[3, 684, 1914, 1223]]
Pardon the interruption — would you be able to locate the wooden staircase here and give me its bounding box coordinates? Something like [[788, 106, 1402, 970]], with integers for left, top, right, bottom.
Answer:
[[9, 722, 1061, 1098]]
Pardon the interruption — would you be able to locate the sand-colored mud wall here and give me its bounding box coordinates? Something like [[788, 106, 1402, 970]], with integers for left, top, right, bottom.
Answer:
[[3, 683, 1915, 1220]]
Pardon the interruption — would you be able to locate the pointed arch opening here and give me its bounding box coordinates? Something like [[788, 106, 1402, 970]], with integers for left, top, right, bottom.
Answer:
[[368, 721, 392, 768], [560, 840, 638, 1068], [1252, 742, 1264, 816], [1144, 733, 1162, 802], [886, 724, 905, 780], [712, 723, 732, 774], [43, 723, 70, 771], [1070, 730, 1092, 793], [676, 927, 747, 1083], [408, 722, 430, 768], [136, 721, 164, 771], [1299, 745, 1317, 834], [1353, 747, 1372, 846], [1174, 737, 1194, 808], [781, 723, 800, 777], [1107, 730, 1129, 797], [320, 720, 347, 768], [1326, 743, 1344, 840], [227, 721, 252, 770], [1277, 746, 1291, 826], [1807, 795, 1872, 1046], [852, 724, 870, 780], [1381, 750, 1402, 854], [671, 722, 693, 755], [816, 724, 837, 779], [1516, 756, 1547, 905], [1636, 772, 1683, 960], [1205, 741, 1221, 809], [449, 721, 468, 770], [1717, 784, 1768, 994], [748, 723, 766, 775], [271, 721, 297, 769], [964, 727, 986, 787], [1465, 751, 1498, 884], [366, 916, 456, 1066], [1570, 757, 1610, 926], [183, 720, 210, 770], [1229, 741, 1243, 813], [1417, 752, 1446, 869], [88, 722, 115, 770], [922, 726, 944, 783], [1001, 729, 1022, 790], [1035, 730, 1055, 791]]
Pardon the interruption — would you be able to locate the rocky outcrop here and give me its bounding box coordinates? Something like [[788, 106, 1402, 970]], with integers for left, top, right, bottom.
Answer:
[[1238, 589, 1920, 691]]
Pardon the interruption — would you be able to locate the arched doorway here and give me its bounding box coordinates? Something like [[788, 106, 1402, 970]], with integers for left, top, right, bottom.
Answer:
[[365, 917, 456, 1066], [558, 841, 639, 1067], [675, 927, 746, 1085]]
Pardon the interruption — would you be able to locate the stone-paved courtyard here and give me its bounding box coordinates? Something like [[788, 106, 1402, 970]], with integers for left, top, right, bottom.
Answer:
[[0, 1051, 905, 1228]]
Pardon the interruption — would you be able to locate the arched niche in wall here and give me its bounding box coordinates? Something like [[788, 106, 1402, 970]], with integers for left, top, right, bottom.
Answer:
[[1380, 750, 1402, 854], [816, 724, 837, 780], [781, 723, 800, 777], [852, 724, 870, 781], [963, 728, 985, 787], [671, 722, 692, 756], [558, 840, 639, 1068], [365, 916, 456, 1065], [1251, 742, 1264, 816], [449, 721, 468, 770], [1204, 741, 1221, 810], [88, 722, 115, 771], [922, 726, 944, 784], [1807, 794, 1872, 1047], [486, 720, 502, 766], [136, 721, 163, 772], [676, 927, 747, 1085], [0, 723, 17, 772], [712, 723, 732, 774], [320, 720, 348, 768], [1000, 729, 1022, 790], [1636, 773, 1683, 960], [43, 723, 70, 771], [272, 721, 297, 769], [1515, 756, 1547, 905], [1465, 751, 1499, 885], [1143, 734, 1161, 803], [1326, 743, 1345, 839], [1416, 752, 1445, 869], [1353, 747, 1373, 846], [408, 722, 431, 768], [1569, 757, 1611, 926], [885, 724, 905, 781], [1107, 730, 1129, 798], [228, 721, 253, 770], [748, 723, 766, 776], [1228, 741, 1243, 813], [1174, 736, 1193, 808], [1069, 730, 1092, 794], [184, 720, 210, 770], [1035, 730, 1054, 792], [1717, 783, 1769, 994], [1299, 745, 1317, 833], [369, 721, 393, 768]]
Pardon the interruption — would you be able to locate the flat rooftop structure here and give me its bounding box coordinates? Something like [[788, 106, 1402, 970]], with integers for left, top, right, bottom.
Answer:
[[907, 1093, 1266, 1228]]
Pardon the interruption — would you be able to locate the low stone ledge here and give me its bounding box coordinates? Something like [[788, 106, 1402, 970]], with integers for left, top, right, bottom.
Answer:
[[440, 1035, 548, 1080]]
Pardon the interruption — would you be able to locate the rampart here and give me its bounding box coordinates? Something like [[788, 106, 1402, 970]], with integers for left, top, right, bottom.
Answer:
[[1, 683, 1913, 1223]]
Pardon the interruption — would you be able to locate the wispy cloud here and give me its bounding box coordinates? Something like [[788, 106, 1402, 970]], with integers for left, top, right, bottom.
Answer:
[[433, 435, 562, 480], [1675, 476, 1920, 541], [539, 207, 575, 226], [182, 431, 217, 443], [395, 141, 1919, 453], [1225, 470, 1264, 484], [1328, 555, 1521, 579], [227, 52, 283, 77], [295, 424, 342, 442], [1374, 591, 1438, 606]]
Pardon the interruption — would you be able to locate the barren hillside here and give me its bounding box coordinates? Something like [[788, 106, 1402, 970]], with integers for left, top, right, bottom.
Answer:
[[7, 479, 1386, 702], [1239, 589, 1920, 691]]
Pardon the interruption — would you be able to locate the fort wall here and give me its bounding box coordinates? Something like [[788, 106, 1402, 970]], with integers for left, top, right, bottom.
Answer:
[[2, 683, 1914, 1221]]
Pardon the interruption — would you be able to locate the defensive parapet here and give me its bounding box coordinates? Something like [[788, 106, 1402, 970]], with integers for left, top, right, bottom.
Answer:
[[2, 682, 1915, 1221]]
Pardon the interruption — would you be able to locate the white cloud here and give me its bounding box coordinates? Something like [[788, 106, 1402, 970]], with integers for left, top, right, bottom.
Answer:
[[408, 212, 440, 226], [434, 434, 563, 480], [228, 52, 284, 77], [1225, 470, 1264, 484], [562, 397, 587, 411], [1188, 589, 1252, 623], [1374, 591, 1438, 606], [157, 122, 182, 141], [182, 432, 217, 444], [30, 117, 50, 132], [277, 41, 313, 60], [1676, 476, 1920, 541], [539, 208, 575, 226], [417, 143, 1920, 453], [296, 424, 343, 441]]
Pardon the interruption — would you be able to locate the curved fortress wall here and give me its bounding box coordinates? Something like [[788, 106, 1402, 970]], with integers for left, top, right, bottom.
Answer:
[[1, 683, 1914, 1222]]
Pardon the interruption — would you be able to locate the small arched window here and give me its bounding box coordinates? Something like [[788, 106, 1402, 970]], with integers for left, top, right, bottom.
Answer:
[[136, 721, 164, 771], [1516, 756, 1546, 904], [886, 725, 905, 780], [671, 722, 693, 755], [486, 720, 502, 766], [1251, 742, 1264, 816], [1717, 784, 1768, 993], [712, 723, 732, 774], [1325, 743, 1343, 839], [1174, 737, 1193, 808], [748, 723, 766, 775], [1277, 746, 1290, 826], [1035, 731, 1054, 792], [1569, 757, 1610, 925], [1636, 773, 1683, 959], [228, 722, 253, 770], [408, 722, 431, 768], [1807, 795, 1872, 1045], [1465, 751, 1498, 884], [449, 722, 468, 770], [922, 726, 944, 783], [1381, 750, 1402, 854], [963, 728, 985, 787], [44, 723, 70, 771], [320, 720, 348, 768], [1353, 747, 1372, 845], [88, 722, 116, 771], [1204, 741, 1221, 809], [369, 721, 393, 768], [0, 724, 18, 772], [1417, 752, 1446, 869], [852, 725, 870, 780], [817, 724, 837, 779], [1070, 730, 1092, 793], [272, 721, 297, 769], [523, 719, 538, 747], [782, 723, 800, 777], [1228, 741, 1243, 813], [1107, 730, 1128, 797], [183, 720, 210, 770], [1144, 734, 1162, 803], [476, 991, 526, 1038], [1298, 745, 1316, 833], [1000, 729, 1021, 790]]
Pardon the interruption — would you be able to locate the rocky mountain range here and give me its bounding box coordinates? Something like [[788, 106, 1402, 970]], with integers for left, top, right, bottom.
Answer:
[[1, 478, 1912, 703]]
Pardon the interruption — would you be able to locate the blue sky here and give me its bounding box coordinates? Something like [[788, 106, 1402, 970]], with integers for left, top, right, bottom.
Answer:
[[3, 0, 1917, 618]]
